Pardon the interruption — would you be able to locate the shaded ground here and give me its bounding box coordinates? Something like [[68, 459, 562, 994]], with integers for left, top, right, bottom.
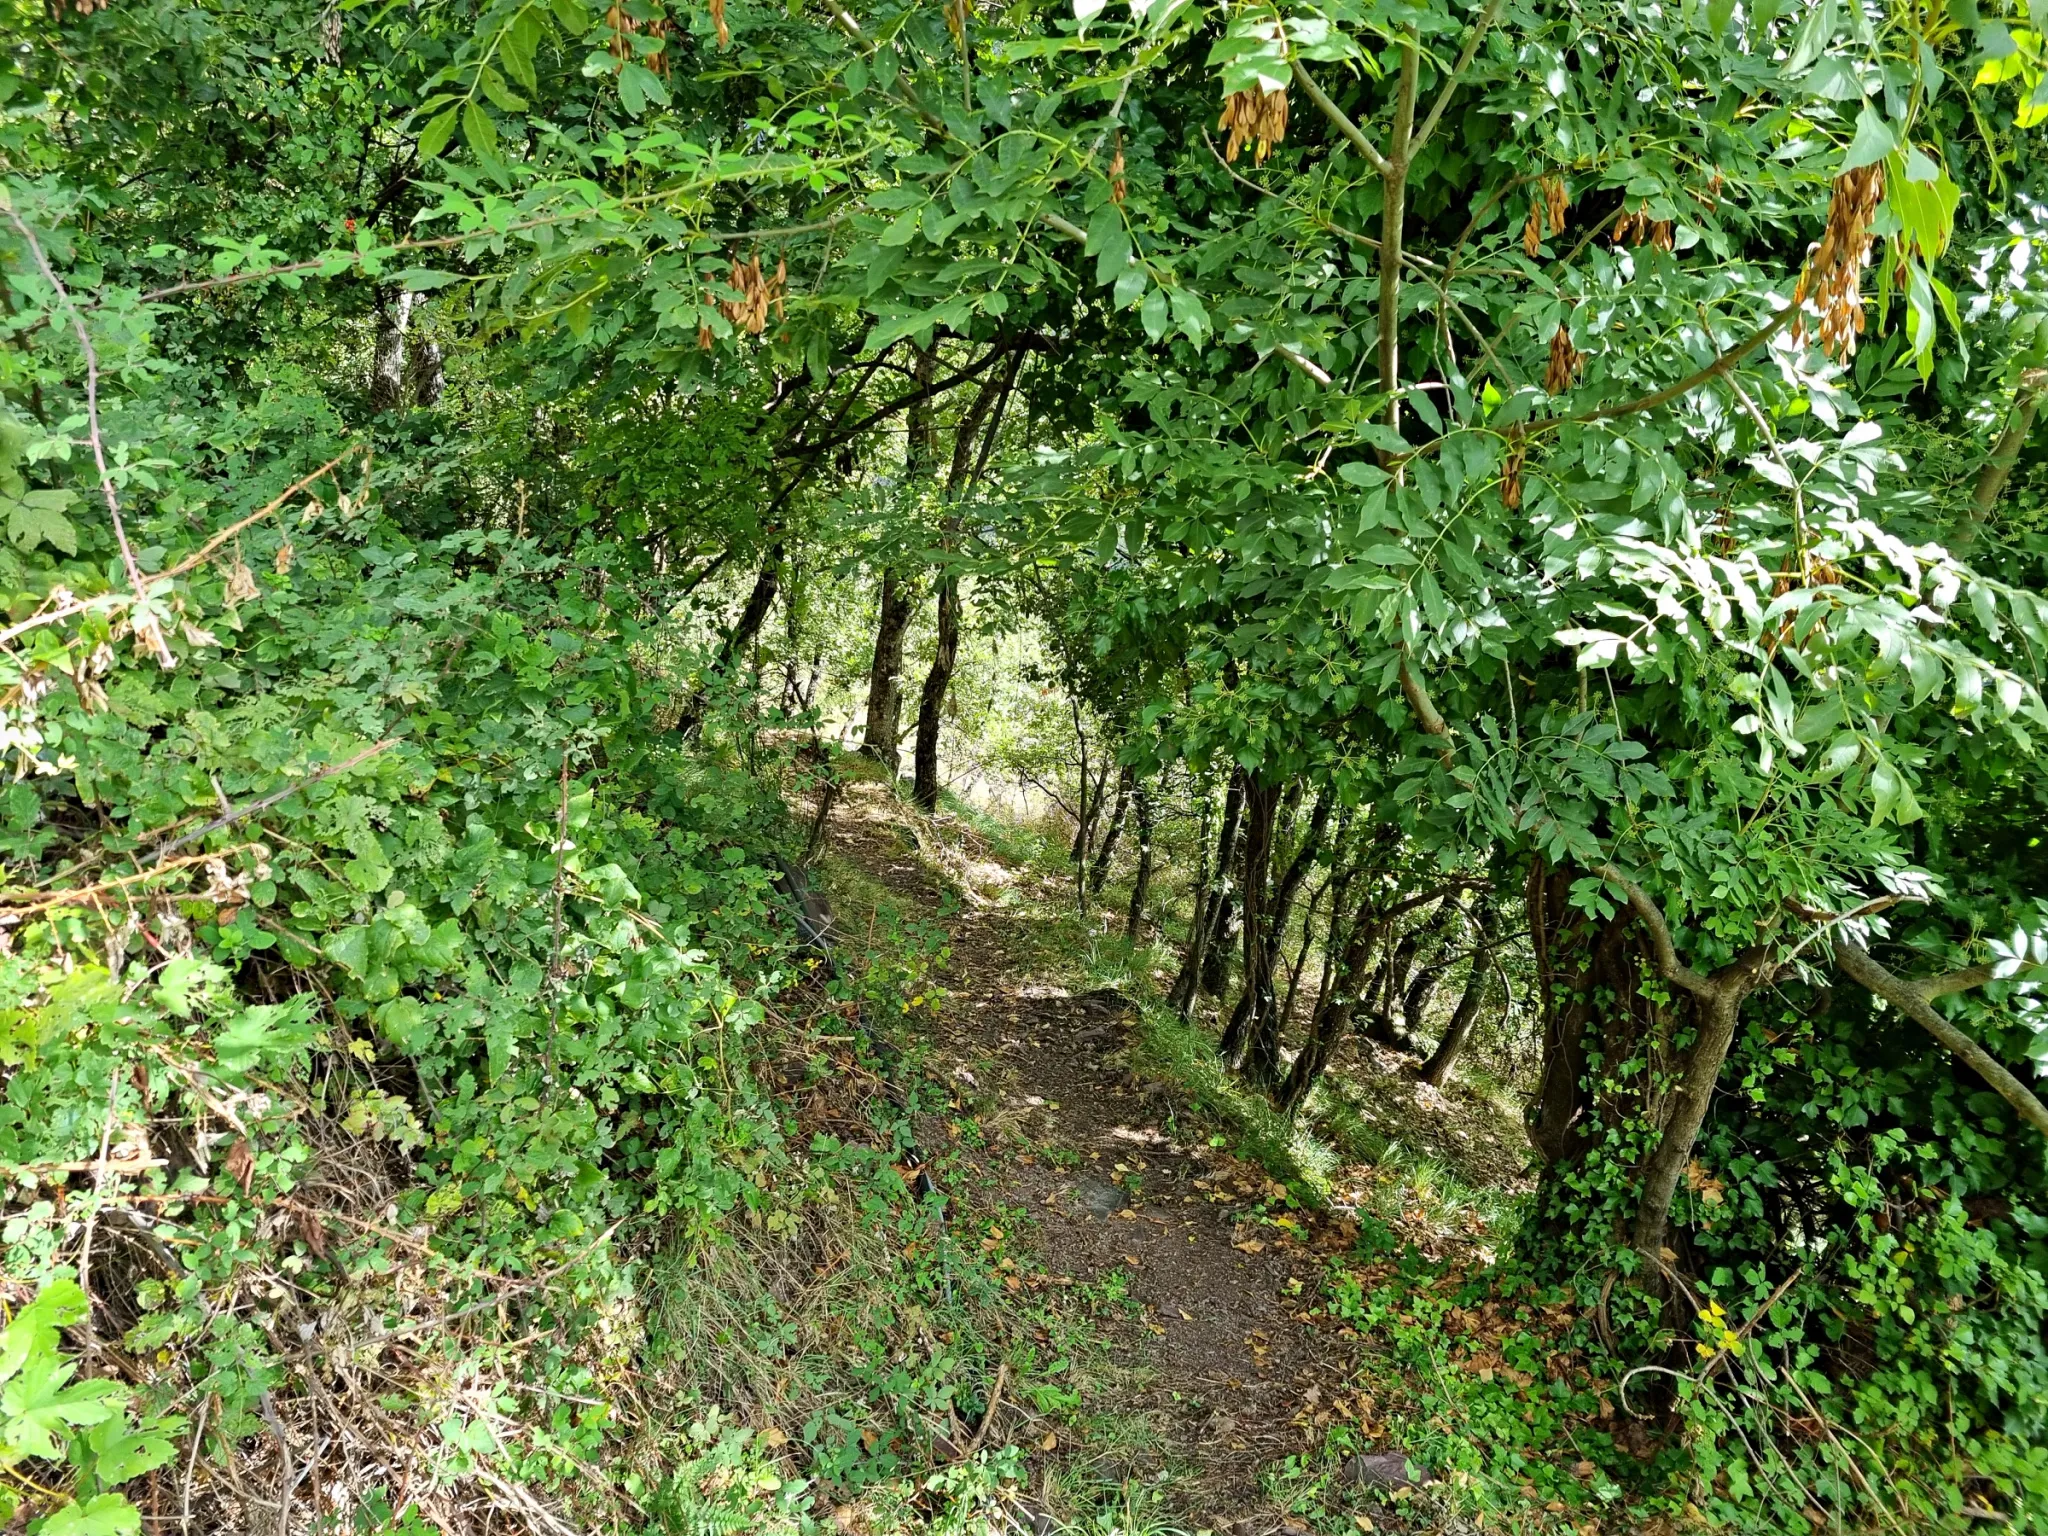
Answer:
[[818, 779, 1368, 1528]]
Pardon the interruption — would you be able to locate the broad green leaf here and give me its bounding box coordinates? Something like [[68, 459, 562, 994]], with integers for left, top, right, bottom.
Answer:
[[1841, 106, 1898, 172], [40, 1495, 142, 1536], [3, 488, 77, 553], [417, 108, 460, 160]]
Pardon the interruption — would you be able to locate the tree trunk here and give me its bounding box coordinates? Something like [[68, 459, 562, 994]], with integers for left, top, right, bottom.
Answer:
[[1124, 781, 1154, 943], [678, 544, 782, 739], [1169, 787, 1219, 1017], [1087, 765, 1134, 896], [1280, 899, 1382, 1113], [1240, 789, 1331, 1085], [1420, 901, 1498, 1087], [1633, 986, 1748, 1262], [1218, 778, 1281, 1073], [864, 345, 937, 775], [911, 348, 1018, 812], [861, 568, 915, 774], [408, 337, 445, 407], [1277, 876, 1329, 1035], [1200, 772, 1248, 996], [909, 572, 958, 810], [370, 289, 412, 411]]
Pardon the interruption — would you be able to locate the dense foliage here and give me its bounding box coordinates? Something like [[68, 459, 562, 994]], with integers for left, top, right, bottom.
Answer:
[[2, 0, 2047, 1529]]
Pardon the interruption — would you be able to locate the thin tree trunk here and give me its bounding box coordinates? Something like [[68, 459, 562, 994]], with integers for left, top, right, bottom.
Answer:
[[1633, 989, 1745, 1261], [1280, 902, 1382, 1113], [864, 344, 937, 774], [1242, 789, 1332, 1084], [909, 573, 958, 810], [1200, 771, 1248, 996], [1420, 901, 1498, 1087], [912, 349, 1019, 811], [678, 544, 782, 739], [1169, 787, 1218, 1017], [1087, 765, 1134, 896], [1278, 876, 1328, 1035], [1124, 780, 1154, 943]]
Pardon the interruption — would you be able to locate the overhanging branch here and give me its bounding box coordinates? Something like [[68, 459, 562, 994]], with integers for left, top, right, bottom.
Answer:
[[1832, 936, 2048, 1141]]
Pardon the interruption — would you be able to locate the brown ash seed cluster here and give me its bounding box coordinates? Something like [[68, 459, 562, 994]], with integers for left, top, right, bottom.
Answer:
[[1612, 200, 1674, 251], [699, 252, 788, 347], [1545, 324, 1584, 396], [1219, 84, 1289, 165], [1792, 164, 1883, 360], [1523, 175, 1570, 257]]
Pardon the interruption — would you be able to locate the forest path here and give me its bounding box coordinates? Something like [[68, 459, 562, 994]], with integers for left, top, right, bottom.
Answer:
[[820, 780, 1367, 1531]]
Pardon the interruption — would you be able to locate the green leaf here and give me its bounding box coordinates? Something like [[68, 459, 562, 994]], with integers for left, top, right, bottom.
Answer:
[[1786, 0, 1838, 72], [1139, 285, 1169, 342], [39, 1494, 142, 1536], [3, 488, 78, 554], [2, 1351, 119, 1458], [1841, 107, 1898, 172], [461, 102, 498, 157], [477, 65, 527, 113], [417, 108, 460, 160], [0, 1280, 88, 1385], [83, 1414, 178, 1486], [212, 1000, 321, 1072]]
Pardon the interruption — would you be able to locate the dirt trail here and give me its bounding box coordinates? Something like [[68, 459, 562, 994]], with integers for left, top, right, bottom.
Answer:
[[823, 784, 1363, 1528]]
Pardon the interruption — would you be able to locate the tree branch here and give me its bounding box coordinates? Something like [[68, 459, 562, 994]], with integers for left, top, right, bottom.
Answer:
[[1574, 302, 1794, 425], [779, 339, 1031, 459], [1957, 368, 2046, 550], [1833, 937, 2048, 1140], [5, 209, 150, 609], [1397, 651, 1454, 765], [1378, 36, 1421, 423], [1594, 865, 1712, 998], [1408, 0, 1504, 158], [1289, 59, 1394, 178]]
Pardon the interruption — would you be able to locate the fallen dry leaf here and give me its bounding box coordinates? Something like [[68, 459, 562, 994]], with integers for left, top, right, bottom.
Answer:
[[1234, 1239, 1265, 1254]]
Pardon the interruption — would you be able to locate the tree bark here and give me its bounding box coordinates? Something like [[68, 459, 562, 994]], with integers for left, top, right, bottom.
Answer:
[[408, 336, 444, 407], [1240, 789, 1331, 1085], [370, 289, 412, 411], [677, 544, 783, 739], [1087, 765, 1134, 896], [1421, 901, 1499, 1087], [909, 572, 958, 809], [861, 568, 916, 774], [911, 348, 1019, 811], [1219, 778, 1282, 1073], [1124, 780, 1154, 943], [1169, 786, 1219, 1017], [1280, 902, 1381, 1113], [863, 344, 937, 775], [1200, 771, 1248, 996]]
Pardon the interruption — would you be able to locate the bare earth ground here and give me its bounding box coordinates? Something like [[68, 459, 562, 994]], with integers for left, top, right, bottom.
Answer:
[[819, 781, 1374, 1531]]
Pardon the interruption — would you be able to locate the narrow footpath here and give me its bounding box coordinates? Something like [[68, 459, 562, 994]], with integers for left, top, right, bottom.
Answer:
[[822, 780, 1373, 1529]]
